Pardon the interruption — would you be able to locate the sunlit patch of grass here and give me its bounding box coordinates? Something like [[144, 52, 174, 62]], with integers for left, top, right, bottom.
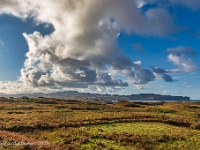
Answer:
[[83, 122, 200, 149], [85, 122, 195, 137]]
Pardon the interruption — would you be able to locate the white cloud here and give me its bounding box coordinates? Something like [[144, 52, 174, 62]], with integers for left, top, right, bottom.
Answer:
[[135, 0, 158, 8], [168, 46, 197, 73], [134, 84, 146, 90], [162, 90, 169, 94], [0, 81, 45, 94]]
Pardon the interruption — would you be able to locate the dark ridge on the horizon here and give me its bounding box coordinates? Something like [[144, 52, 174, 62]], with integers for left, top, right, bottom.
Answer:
[[0, 91, 191, 101]]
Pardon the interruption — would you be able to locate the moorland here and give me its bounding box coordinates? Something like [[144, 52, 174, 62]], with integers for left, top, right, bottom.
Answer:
[[0, 97, 200, 150]]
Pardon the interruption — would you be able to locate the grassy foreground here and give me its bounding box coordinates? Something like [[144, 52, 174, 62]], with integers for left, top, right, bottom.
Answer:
[[0, 97, 200, 150]]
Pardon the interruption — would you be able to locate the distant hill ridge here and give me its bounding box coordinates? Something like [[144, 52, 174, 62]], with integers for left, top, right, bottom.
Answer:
[[0, 91, 190, 101]]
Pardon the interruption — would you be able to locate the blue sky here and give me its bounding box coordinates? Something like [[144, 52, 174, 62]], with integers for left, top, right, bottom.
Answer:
[[0, 0, 199, 99]]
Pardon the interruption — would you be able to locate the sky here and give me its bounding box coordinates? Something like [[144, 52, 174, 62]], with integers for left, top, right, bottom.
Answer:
[[0, 0, 200, 99]]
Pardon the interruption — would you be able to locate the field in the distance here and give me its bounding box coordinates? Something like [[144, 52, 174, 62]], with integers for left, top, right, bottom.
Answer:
[[0, 97, 200, 150]]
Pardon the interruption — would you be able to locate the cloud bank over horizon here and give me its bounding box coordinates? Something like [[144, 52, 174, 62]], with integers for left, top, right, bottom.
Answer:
[[0, 0, 199, 94]]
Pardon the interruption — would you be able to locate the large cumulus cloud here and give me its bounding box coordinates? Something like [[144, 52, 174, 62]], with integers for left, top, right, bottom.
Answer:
[[0, 0, 197, 93]]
